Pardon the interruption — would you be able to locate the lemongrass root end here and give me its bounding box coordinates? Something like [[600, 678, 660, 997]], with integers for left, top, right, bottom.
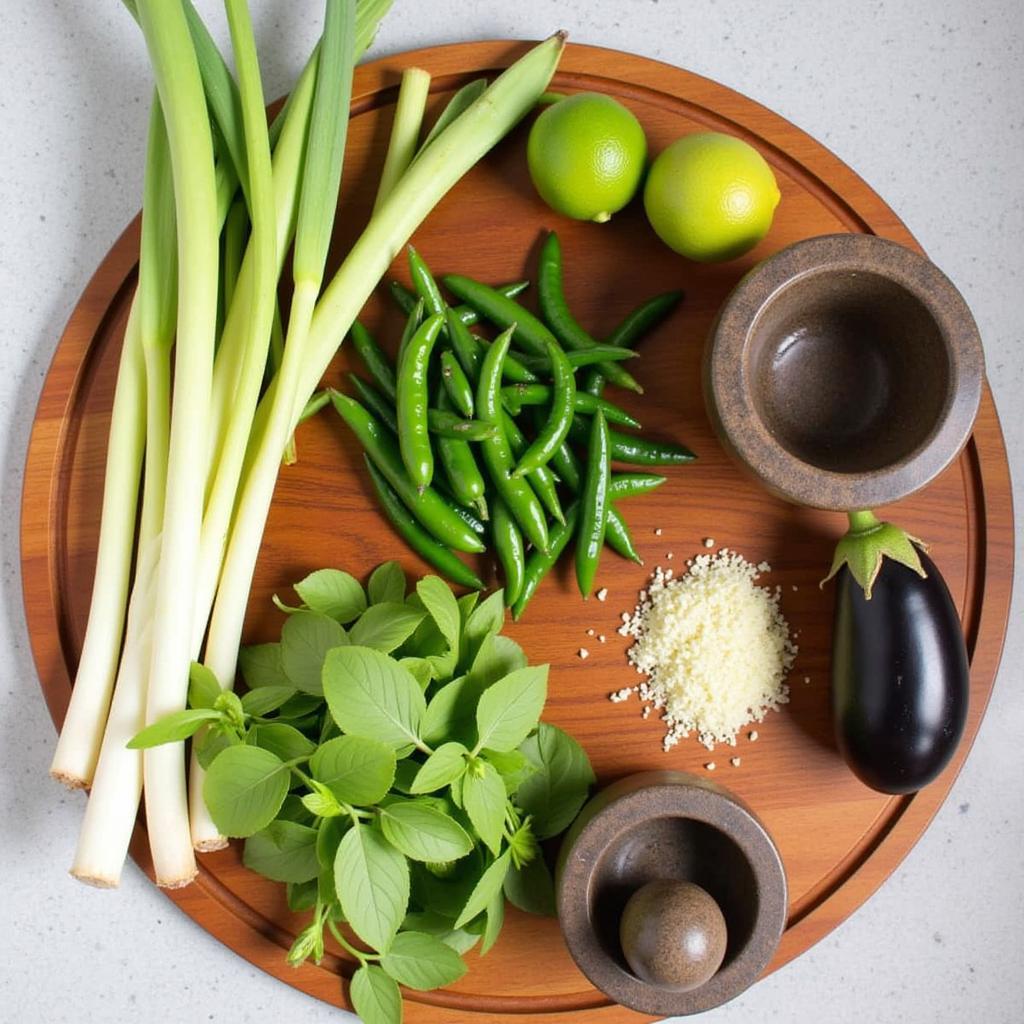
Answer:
[[194, 837, 229, 853], [155, 869, 199, 890], [51, 769, 90, 791], [70, 869, 120, 889]]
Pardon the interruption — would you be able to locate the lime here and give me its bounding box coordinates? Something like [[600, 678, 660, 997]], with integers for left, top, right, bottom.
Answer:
[[643, 132, 781, 262], [527, 92, 647, 223]]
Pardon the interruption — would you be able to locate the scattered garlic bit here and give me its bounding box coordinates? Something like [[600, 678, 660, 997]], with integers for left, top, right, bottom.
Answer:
[[804, 676, 810, 684], [703, 537, 715, 548], [749, 730, 759, 742], [578, 648, 590, 660], [654, 528, 663, 536], [792, 585, 798, 591], [610, 686, 633, 703], [598, 634, 606, 643], [586, 628, 595, 636], [596, 587, 608, 602], [730, 757, 741, 767], [613, 549, 796, 751], [666, 552, 674, 560], [642, 706, 651, 719], [705, 762, 716, 771]]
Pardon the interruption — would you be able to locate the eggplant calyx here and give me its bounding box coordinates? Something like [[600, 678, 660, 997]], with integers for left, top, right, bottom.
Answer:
[[820, 509, 928, 599]]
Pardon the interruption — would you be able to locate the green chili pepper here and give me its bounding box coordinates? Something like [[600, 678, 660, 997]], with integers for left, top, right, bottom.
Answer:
[[297, 389, 330, 425], [396, 312, 444, 489], [502, 410, 565, 525], [491, 496, 525, 606], [511, 502, 579, 621], [604, 503, 643, 564], [473, 335, 539, 384], [501, 384, 642, 429], [445, 307, 483, 382], [584, 288, 684, 397], [608, 472, 668, 498], [427, 410, 498, 441], [433, 386, 489, 519], [349, 321, 396, 401], [389, 279, 529, 326], [475, 326, 550, 552], [513, 345, 639, 374], [440, 349, 475, 417], [347, 373, 398, 433], [576, 411, 610, 596], [363, 456, 484, 590], [330, 392, 485, 554], [407, 245, 446, 317], [443, 273, 554, 357], [512, 337, 575, 477], [567, 417, 696, 465], [534, 232, 643, 393], [397, 296, 425, 365]]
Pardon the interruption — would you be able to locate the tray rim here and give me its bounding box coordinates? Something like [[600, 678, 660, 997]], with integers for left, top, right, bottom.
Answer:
[[20, 38, 1016, 1023]]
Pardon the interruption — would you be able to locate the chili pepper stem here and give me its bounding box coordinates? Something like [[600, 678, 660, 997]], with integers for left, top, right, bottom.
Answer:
[[821, 509, 929, 600]]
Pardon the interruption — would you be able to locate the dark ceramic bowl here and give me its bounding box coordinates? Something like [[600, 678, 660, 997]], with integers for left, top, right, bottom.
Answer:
[[555, 771, 787, 1016], [704, 234, 984, 510]]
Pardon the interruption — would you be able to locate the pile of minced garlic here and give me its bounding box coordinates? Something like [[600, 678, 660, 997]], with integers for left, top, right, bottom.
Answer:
[[610, 548, 796, 751]]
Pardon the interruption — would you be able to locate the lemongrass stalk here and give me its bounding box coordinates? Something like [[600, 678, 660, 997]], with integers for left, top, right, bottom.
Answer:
[[205, 33, 567, 691], [372, 67, 430, 213], [221, 198, 248, 327], [186, 0, 279, 852], [136, 0, 219, 889]]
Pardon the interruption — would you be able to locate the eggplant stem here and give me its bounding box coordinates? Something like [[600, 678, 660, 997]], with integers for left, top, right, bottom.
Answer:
[[821, 509, 928, 599]]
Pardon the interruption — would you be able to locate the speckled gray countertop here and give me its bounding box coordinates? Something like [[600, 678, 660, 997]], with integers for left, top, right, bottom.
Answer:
[[1, 2, 1021, 1022]]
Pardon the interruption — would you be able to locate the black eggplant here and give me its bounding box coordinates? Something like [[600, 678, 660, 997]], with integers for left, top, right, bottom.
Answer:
[[831, 548, 969, 795]]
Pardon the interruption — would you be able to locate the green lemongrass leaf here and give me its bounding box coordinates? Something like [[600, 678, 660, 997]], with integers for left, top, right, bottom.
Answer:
[[301, 782, 345, 818], [410, 742, 468, 794], [247, 722, 317, 762], [461, 761, 506, 855], [349, 602, 426, 652], [415, 575, 461, 654], [294, 0, 356, 283], [418, 78, 488, 153], [334, 823, 410, 951], [380, 931, 468, 989], [294, 568, 366, 623], [127, 708, 223, 749], [421, 675, 484, 747], [469, 633, 528, 689], [350, 964, 402, 1024], [238, 642, 287, 688], [373, 65, 431, 214], [188, 662, 222, 709], [480, 886, 504, 956], [454, 851, 511, 929], [323, 646, 426, 749], [504, 855, 556, 916], [368, 561, 406, 604], [281, 610, 349, 695], [240, 684, 297, 717], [460, 590, 505, 668], [484, 748, 537, 795], [516, 724, 595, 839], [243, 820, 320, 883], [203, 745, 291, 837], [474, 666, 548, 753], [311, 734, 396, 806], [194, 727, 241, 770], [378, 801, 473, 862]]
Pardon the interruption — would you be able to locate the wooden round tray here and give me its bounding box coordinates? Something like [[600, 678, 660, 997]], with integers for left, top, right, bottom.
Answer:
[[23, 41, 1014, 1022]]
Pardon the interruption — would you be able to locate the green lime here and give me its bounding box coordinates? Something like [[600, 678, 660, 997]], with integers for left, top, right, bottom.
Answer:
[[527, 92, 647, 223], [643, 132, 781, 262]]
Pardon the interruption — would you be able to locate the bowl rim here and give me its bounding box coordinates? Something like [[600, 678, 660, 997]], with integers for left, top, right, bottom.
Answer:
[[704, 233, 984, 511], [555, 770, 787, 1016]]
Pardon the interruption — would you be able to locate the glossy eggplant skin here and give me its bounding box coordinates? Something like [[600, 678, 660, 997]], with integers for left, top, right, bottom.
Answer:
[[831, 550, 969, 795]]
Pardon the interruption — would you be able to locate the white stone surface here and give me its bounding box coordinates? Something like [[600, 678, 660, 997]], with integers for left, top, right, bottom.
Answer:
[[1, 1, 1021, 1022]]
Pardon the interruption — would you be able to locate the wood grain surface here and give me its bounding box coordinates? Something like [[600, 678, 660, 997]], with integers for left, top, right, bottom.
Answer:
[[21, 40, 1015, 1022]]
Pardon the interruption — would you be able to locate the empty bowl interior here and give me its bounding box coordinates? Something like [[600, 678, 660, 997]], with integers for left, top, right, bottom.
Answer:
[[746, 269, 952, 474], [588, 815, 758, 973]]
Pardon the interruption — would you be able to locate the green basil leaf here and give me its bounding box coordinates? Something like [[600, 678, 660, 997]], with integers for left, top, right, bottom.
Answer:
[[349, 602, 426, 653], [480, 885, 504, 956], [281, 610, 348, 695], [274, 693, 324, 720], [460, 590, 505, 668], [391, 758, 419, 794], [516, 723, 595, 840], [334, 823, 409, 951], [272, 593, 304, 614], [247, 722, 317, 762], [368, 561, 406, 605], [301, 785, 344, 818], [380, 930, 467, 990], [421, 675, 483, 747], [457, 590, 479, 625], [286, 877, 319, 912], [378, 801, 474, 863], [474, 666, 547, 753], [294, 568, 367, 623], [503, 855, 556, 916], [277, 793, 315, 826], [311, 734, 396, 806], [469, 633, 528, 688], [483, 748, 537, 795], [238, 642, 286, 688], [410, 742, 468, 794], [202, 746, 291, 837], [461, 761, 506, 855], [416, 576, 461, 653], [188, 662, 222, 709], [403, 911, 479, 955], [350, 964, 402, 1024], [410, 852, 484, 921], [323, 646, 425, 750], [194, 727, 241, 770], [454, 851, 511, 929], [398, 656, 433, 691], [317, 815, 349, 870], [127, 708, 223, 749], [243, 820, 320, 883], [240, 685, 297, 717]]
